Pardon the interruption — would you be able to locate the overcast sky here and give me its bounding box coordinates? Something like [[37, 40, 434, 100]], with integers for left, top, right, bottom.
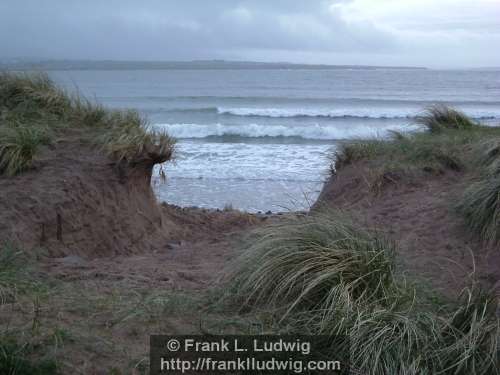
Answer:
[[1, 0, 499, 68]]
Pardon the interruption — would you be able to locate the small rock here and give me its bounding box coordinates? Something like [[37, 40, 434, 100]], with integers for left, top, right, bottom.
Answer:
[[165, 240, 182, 250], [56, 255, 87, 267]]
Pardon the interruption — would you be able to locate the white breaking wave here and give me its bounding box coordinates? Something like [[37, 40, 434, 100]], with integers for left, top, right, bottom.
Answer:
[[153, 123, 421, 140], [217, 107, 414, 119], [215, 106, 500, 119]]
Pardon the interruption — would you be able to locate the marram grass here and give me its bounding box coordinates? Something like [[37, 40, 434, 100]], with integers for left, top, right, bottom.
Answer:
[[0, 125, 51, 176], [416, 105, 477, 133], [334, 106, 489, 174], [431, 285, 499, 375], [232, 212, 397, 313], [335, 128, 479, 174], [229, 211, 500, 374], [457, 140, 500, 245], [0, 72, 175, 176], [458, 176, 500, 245], [96, 112, 175, 163], [0, 72, 70, 118]]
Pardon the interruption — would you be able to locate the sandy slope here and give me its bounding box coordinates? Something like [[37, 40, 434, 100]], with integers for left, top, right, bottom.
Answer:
[[314, 161, 500, 296], [0, 132, 182, 258]]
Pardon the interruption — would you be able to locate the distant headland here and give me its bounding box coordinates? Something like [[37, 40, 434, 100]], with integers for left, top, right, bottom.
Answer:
[[0, 58, 428, 71]]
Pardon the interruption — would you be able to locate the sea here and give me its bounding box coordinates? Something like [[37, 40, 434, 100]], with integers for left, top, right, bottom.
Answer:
[[49, 67, 500, 212]]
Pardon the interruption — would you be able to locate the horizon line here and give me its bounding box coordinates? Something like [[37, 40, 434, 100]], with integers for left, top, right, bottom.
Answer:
[[0, 57, 429, 70]]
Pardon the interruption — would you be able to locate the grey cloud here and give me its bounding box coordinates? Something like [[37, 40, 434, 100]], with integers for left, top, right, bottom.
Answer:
[[0, 0, 395, 60], [0, 0, 498, 67]]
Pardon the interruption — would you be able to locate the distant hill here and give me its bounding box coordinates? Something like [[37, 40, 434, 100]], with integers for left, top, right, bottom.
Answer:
[[0, 59, 428, 71]]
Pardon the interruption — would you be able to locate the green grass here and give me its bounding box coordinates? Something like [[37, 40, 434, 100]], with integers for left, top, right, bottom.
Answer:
[[0, 72, 175, 175], [0, 243, 45, 304], [456, 139, 500, 245], [478, 140, 500, 176], [96, 115, 175, 164], [231, 212, 397, 314], [228, 211, 500, 374], [334, 127, 496, 174], [436, 286, 499, 375], [416, 105, 477, 133], [0, 336, 58, 375], [0, 244, 58, 374], [458, 176, 500, 245], [334, 106, 499, 175], [0, 73, 70, 119], [0, 126, 51, 176]]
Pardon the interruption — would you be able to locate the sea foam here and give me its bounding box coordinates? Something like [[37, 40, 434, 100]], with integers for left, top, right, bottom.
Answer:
[[216, 107, 414, 119], [153, 123, 420, 140], [171, 106, 499, 120]]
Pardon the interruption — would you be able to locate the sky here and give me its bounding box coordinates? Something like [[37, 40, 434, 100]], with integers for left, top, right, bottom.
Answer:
[[1, 0, 499, 68]]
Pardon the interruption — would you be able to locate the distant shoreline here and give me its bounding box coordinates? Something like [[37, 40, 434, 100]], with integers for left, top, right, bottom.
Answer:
[[0, 59, 429, 71]]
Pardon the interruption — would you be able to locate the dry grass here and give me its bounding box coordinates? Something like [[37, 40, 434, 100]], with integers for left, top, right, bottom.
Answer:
[[231, 212, 397, 313], [334, 127, 486, 174], [0, 72, 175, 175], [479, 140, 500, 176], [0, 126, 51, 176], [435, 285, 499, 375], [416, 105, 477, 133], [458, 176, 500, 245], [0, 72, 71, 119], [97, 117, 175, 164], [457, 139, 500, 245], [334, 106, 495, 174], [228, 211, 500, 374]]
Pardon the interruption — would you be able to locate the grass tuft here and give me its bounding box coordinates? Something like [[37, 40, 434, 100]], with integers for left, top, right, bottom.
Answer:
[[476, 139, 500, 177], [416, 105, 477, 133], [0, 72, 70, 118], [229, 211, 500, 374], [334, 106, 487, 174], [456, 138, 500, 244], [97, 116, 175, 164], [457, 175, 500, 245], [232, 212, 397, 314], [334, 140, 387, 170], [229, 212, 424, 373], [0, 336, 58, 375], [0, 126, 51, 176], [334, 131, 467, 174], [70, 97, 108, 128], [437, 286, 499, 375], [0, 72, 175, 175]]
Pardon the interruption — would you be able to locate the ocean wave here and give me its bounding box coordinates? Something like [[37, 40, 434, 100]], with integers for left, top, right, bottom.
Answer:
[[153, 123, 421, 140], [217, 107, 415, 119], [162, 106, 415, 118], [166, 106, 499, 120]]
